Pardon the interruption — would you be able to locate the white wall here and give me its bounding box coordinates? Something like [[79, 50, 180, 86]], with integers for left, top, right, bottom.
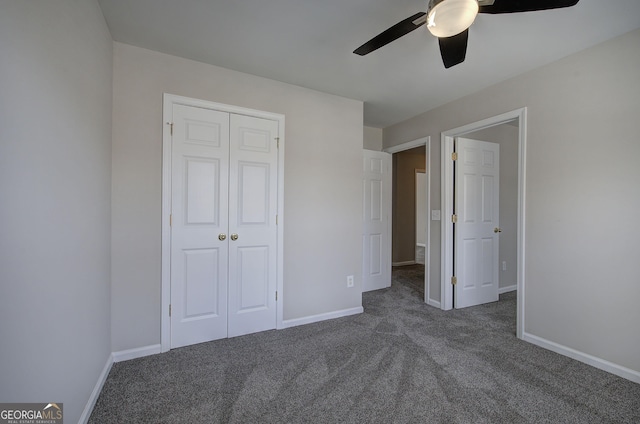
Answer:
[[0, 1, 113, 422], [384, 29, 640, 375], [111, 43, 364, 351], [363, 126, 383, 151], [466, 124, 519, 290]]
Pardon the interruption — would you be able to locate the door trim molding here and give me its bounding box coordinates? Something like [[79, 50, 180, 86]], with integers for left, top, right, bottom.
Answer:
[[383, 136, 431, 306], [161, 93, 285, 352], [440, 108, 527, 340]]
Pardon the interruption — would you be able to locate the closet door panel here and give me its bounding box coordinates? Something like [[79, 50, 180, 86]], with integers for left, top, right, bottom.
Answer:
[[228, 114, 278, 337], [170, 105, 229, 348]]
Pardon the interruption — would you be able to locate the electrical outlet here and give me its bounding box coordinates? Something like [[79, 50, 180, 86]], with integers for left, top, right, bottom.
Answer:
[[502, 261, 507, 271], [347, 275, 354, 288]]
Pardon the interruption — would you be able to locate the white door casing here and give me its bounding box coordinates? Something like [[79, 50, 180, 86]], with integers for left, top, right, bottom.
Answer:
[[362, 150, 392, 292], [454, 137, 500, 308], [227, 114, 278, 337], [170, 105, 230, 348], [162, 94, 284, 351]]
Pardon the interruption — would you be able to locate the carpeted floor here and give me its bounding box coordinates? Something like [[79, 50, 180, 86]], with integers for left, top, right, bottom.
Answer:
[[90, 269, 640, 423], [392, 264, 425, 299]]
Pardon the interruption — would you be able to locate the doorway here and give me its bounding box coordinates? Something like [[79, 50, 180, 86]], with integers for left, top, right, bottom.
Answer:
[[440, 108, 527, 339], [384, 137, 432, 304]]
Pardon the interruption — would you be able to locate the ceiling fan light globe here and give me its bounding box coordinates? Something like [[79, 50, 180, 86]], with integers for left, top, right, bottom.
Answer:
[[426, 0, 479, 38]]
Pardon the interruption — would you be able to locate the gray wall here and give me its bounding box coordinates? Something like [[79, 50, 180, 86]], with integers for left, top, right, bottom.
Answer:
[[384, 29, 640, 373], [111, 43, 364, 351], [465, 124, 519, 290], [0, 1, 113, 423], [363, 126, 383, 151], [392, 147, 426, 264]]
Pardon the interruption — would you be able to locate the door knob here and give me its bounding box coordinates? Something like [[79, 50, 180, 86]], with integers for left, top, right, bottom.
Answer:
[[230, 233, 239, 241], [494, 227, 502, 233], [218, 233, 227, 241]]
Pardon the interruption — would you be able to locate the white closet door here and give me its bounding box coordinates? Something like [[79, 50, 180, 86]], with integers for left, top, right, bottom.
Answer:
[[170, 104, 230, 348], [227, 114, 279, 337]]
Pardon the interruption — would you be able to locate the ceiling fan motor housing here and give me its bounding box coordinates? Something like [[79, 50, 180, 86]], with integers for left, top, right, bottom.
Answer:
[[426, 0, 479, 38]]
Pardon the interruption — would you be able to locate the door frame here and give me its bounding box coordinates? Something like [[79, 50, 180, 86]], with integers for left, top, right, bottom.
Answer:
[[440, 107, 526, 339], [383, 136, 432, 306], [160, 93, 285, 353]]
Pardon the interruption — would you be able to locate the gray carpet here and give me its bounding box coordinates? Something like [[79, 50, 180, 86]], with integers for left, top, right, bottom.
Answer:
[[90, 270, 640, 423], [392, 264, 425, 299]]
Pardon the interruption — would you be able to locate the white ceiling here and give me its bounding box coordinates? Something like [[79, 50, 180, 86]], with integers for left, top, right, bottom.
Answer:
[[97, 0, 640, 128]]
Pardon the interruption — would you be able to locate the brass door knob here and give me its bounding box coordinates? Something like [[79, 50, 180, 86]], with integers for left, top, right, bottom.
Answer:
[[494, 228, 502, 233], [218, 233, 227, 241], [230, 233, 239, 241]]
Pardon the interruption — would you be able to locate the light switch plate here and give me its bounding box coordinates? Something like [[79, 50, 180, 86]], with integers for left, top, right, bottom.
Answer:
[[431, 210, 441, 221]]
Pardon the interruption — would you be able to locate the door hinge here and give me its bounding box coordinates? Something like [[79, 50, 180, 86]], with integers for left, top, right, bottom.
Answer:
[[451, 152, 458, 161], [451, 276, 457, 286], [275, 291, 278, 301], [169, 304, 172, 317], [451, 214, 458, 223], [276, 137, 280, 149], [167, 122, 174, 136]]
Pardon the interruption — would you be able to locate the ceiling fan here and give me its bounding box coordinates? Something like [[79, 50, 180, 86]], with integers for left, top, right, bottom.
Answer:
[[353, 0, 580, 68]]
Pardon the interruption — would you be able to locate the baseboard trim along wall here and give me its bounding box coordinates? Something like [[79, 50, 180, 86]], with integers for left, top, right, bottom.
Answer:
[[392, 261, 416, 267], [523, 332, 640, 384], [498, 285, 517, 294], [78, 354, 113, 424], [112, 344, 162, 363], [426, 298, 441, 308], [281, 306, 364, 329], [81, 345, 162, 422]]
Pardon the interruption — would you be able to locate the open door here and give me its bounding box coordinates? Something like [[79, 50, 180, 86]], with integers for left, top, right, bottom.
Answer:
[[454, 137, 500, 308], [362, 150, 392, 292]]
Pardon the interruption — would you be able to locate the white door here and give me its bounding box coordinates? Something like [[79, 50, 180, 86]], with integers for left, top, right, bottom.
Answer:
[[227, 114, 278, 337], [362, 150, 392, 292], [171, 105, 230, 348], [170, 104, 279, 348], [454, 137, 500, 308]]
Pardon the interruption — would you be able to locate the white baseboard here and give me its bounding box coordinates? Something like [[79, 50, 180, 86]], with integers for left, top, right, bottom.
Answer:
[[523, 332, 640, 384], [281, 306, 364, 329], [79, 344, 162, 423], [112, 344, 162, 363], [426, 298, 441, 308], [499, 285, 517, 294], [78, 353, 114, 424], [392, 261, 416, 267]]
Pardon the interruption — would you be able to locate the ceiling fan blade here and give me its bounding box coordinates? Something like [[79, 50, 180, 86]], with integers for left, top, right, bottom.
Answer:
[[439, 29, 468, 69], [353, 12, 427, 56], [479, 0, 579, 14]]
